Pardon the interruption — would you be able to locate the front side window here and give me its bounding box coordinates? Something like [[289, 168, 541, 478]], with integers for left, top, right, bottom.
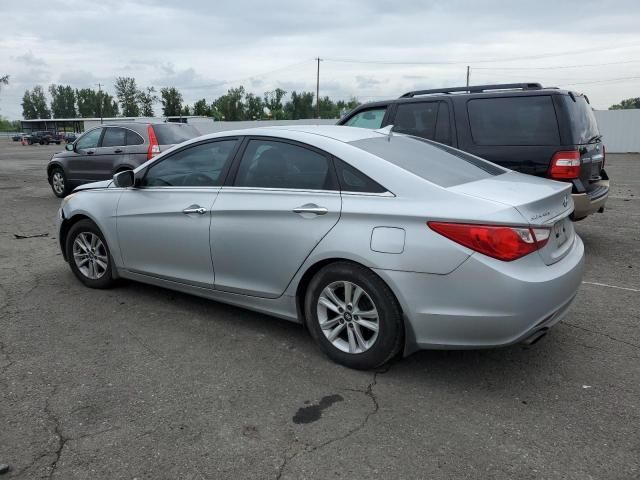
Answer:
[[101, 127, 127, 148], [344, 108, 387, 129], [142, 140, 237, 187], [76, 128, 102, 150], [467, 96, 560, 146], [234, 139, 333, 190]]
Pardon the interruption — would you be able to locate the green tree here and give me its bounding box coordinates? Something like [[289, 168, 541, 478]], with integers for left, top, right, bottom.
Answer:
[[284, 91, 314, 119], [0, 75, 8, 89], [181, 104, 191, 116], [137, 86, 157, 117], [160, 86, 183, 116], [76, 88, 118, 118], [213, 86, 246, 120], [192, 98, 211, 116], [263, 88, 287, 119], [22, 86, 50, 119], [114, 77, 140, 116], [609, 97, 640, 110], [49, 84, 77, 118], [245, 93, 264, 119]]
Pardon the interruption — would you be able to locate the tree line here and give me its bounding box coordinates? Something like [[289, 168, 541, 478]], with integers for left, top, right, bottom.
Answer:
[[20, 76, 360, 121]]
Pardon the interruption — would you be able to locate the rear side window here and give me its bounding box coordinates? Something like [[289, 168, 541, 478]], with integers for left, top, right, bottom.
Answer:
[[101, 127, 127, 147], [350, 136, 504, 188], [467, 96, 560, 146], [126, 129, 144, 146], [151, 124, 199, 145], [394, 101, 451, 145], [142, 140, 237, 187], [234, 139, 334, 190], [344, 108, 386, 129], [561, 95, 599, 144], [334, 158, 387, 193]]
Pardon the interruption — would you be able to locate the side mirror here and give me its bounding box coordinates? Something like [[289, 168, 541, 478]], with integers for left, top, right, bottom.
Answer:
[[65, 143, 74, 152], [113, 169, 135, 188]]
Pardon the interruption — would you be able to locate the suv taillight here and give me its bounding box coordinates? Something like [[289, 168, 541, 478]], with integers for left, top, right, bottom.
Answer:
[[549, 150, 581, 180], [428, 222, 550, 262], [602, 145, 606, 169], [147, 125, 160, 160]]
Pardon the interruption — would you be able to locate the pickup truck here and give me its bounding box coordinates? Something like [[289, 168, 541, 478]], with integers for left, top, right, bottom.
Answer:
[[26, 131, 63, 145]]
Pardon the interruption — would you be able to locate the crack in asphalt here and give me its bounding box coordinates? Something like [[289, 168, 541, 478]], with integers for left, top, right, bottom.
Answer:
[[44, 384, 68, 480], [564, 321, 640, 350], [275, 367, 390, 480]]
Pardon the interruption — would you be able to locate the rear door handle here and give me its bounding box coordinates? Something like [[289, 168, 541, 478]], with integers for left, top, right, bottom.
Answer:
[[292, 204, 328, 215], [114, 149, 123, 154], [183, 205, 207, 215], [87, 150, 94, 155]]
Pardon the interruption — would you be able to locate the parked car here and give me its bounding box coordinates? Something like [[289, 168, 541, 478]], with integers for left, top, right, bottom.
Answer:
[[46, 121, 199, 197], [63, 132, 78, 143], [11, 132, 26, 142], [338, 83, 609, 221], [56, 126, 583, 369], [27, 131, 63, 145]]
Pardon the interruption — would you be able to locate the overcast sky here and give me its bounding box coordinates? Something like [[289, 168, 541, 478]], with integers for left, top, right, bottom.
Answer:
[[1, 0, 640, 119]]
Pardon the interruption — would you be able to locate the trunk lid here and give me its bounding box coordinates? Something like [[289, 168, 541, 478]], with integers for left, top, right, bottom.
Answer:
[[449, 171, 575, 265]]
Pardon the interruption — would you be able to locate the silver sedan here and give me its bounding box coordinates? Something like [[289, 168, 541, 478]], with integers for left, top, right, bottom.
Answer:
[[56, 126, 584, 369]]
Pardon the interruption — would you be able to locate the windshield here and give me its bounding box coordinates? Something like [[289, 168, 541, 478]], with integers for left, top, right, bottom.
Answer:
[[349, 135, 505, 188], [151, 124, 199, 145], [562, 94, 599, 144]]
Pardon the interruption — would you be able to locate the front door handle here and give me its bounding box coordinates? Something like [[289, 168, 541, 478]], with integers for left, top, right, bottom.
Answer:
[[183, 205, 207, 215], [114, 149, 123, 154], [87, 150, 94, 155], [292, 204, 328, 215]]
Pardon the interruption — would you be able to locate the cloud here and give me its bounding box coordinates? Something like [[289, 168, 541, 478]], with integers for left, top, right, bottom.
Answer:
[[1, 0, 640, 118]]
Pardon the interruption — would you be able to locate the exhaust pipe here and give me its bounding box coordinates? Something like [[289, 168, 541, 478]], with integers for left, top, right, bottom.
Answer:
[[521, 327, 549, 346]]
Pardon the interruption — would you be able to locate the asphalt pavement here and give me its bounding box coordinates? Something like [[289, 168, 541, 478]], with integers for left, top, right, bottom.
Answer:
[[0, 139, 638, 479]]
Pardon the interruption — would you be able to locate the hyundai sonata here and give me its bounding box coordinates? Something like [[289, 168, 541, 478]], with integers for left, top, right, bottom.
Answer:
[[56, 125, 584, 369]]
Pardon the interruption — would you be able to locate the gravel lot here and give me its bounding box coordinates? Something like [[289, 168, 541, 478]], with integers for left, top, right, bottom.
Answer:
[[0, 139, 638, 479]]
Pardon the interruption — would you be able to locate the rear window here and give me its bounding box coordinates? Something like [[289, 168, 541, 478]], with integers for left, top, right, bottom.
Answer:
[[151, 124, 199, 145], [467, 96, 560, 146], [561, 94, 599, 144], [350, 135, 504, 188]]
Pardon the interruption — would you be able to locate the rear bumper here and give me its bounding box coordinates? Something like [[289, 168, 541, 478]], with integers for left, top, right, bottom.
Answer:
[[572, 178, 609, 219], [374, 234, 584, 353]]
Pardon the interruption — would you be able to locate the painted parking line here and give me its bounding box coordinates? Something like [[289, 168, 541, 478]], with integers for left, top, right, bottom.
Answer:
[[582, 281, 640, 293]]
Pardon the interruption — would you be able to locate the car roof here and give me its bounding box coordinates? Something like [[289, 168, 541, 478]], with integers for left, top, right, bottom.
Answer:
[[201, 125, 385, 144]]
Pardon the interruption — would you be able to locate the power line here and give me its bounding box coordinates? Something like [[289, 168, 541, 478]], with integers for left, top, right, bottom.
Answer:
[[559, 75, 640, 86], [473, 59, 640, 70], [323, 43, 640, 66]]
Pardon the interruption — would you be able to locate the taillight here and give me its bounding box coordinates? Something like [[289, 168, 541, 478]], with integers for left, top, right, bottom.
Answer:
[[601, 145, 606, 169], [549, 150, 580, 179], [147, 125, 160, 160], [428, 222, 550, 262]]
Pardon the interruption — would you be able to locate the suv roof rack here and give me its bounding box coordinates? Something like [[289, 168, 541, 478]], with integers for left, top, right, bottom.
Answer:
[[399, 83, 544, 98]]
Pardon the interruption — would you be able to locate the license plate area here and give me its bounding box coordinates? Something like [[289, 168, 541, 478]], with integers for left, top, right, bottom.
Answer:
[[552, 218, 569, 247]]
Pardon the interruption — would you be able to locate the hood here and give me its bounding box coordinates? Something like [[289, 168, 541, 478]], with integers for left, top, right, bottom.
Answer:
[[449, 171, 573, 226], [73, 180, 113, 192]]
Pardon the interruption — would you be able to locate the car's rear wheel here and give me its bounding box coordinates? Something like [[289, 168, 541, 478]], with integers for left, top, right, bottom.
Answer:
[[49, 167, 69, 198], [65, 219, 115, 289], [305, 262, 403, 370]]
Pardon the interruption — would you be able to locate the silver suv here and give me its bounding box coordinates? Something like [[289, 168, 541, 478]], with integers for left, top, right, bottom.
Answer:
[[47, 121, 199, 197]]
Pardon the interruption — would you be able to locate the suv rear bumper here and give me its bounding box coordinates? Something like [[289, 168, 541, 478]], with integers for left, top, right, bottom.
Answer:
[[572, 178, 609, 220]]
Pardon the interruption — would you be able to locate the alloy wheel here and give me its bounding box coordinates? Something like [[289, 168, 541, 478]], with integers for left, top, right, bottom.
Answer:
[[72, 232, 108, 280], [52, 172, 65, 195], [317, 280, 380, 354]]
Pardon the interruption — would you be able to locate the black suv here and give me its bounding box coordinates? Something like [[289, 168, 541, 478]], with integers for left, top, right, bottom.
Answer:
[[27, 131, 63, 145], [338, 83, 609, 220]]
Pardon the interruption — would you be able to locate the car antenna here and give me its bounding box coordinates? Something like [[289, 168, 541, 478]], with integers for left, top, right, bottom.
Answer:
[[374, 125, 394, 141]]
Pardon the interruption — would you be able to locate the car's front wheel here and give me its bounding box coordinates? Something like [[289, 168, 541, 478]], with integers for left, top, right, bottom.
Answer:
[[305, 262, 404, 370], [65, 219, 115, 289], [49, 167, 69, 198]]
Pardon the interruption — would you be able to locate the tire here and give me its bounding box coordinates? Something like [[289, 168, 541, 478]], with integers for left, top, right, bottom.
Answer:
[[65, 219, 115, 289], [49, 167, 69, 198], [304, 262, 404, 370], [28, 140, 33, 145]]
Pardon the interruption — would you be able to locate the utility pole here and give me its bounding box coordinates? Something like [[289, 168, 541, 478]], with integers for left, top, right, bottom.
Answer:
[[316, 57, 322, 119], [466, 66, 470, 92], [96, 82, 103, 124]]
